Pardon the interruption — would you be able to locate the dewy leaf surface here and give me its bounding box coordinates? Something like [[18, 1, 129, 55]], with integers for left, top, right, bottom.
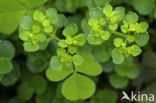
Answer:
[[46, 63, 73, 82], [75, 55, 102, 76], [62, 73, 96, 101], [0, 0, 26, 35]]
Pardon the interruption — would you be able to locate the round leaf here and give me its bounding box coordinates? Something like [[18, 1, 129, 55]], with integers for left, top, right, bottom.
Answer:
[[115, 57, 140, 79], [29, 75, 47, 95], [18, 82, 34, 101], [0, 57, 13, 74], [63, 23, 78, 37], [89, 7, 103, 18], [46, 8, 59, 24], [133, 0, 155, 15], [23, 42, 39, 52], [91, 89, 118, 103], [134, 32, 149, 47], [62, 73, 96, 101], [0, 0, 26, 35], [75, 55, 102, 76], [27, 54, 48, 73], [112, 48, 124, 64], [46, 63, 73, 82], [123, 11, 138, 25], [0, 40, 15, 60], [49, 56, 63, 71], [109, 73, 129, 89], [1, 63, 20, 86], [20, 16, 33, 30]]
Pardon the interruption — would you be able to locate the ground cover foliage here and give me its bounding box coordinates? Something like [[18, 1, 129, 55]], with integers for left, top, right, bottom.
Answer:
[[0, 0, 156, 103]]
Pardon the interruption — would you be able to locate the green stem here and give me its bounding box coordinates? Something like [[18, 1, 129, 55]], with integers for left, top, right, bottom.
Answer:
[[48, 29, 60, 41], [110, 30, 126, 37], [53, 35, 60, 41]]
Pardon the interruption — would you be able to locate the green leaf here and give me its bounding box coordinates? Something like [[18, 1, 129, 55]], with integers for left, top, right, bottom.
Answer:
[[115, 56, 140, 79], [1, 63, 20, 86], [88, 18, 98, 26], [18, 82, 34, 101], [0, 57, 13, 75], [0, 75, 3, 81], [108, 24, 118, 31], [46, 8, 59, 24], [113, 38, 123, 47], [0, 0, 26, 35], [139, 22, 149, 33], [123, 11, 138, 25], [73, 34, 87, 46], [93, 0, 110, 7], [75, 55, 102, 76], [55, 14, 67, 28], [81, 18, 91, 34], [134, 32, 149, 47], [62, 73, 96, 101], [103, 4, 113, 17], [20, 0, 47, 8], [49, 56, 63, 71], [29, 75, 47, 95], [38, 33, 47, 42], [73, 54, 84, 66], [23, 42, 39, 52], [35, 86, 53, 103], [19, 31, 30, 41], [79, 44, 93, 56], [57, 48, 66, 56], [91, 89, 118, 103], [112, 48, 124, 64], [0, 40, 15, 60], [46, 63, 73, 82], [142, 51, 156, 69], [87, 34, 103, 45], [20, 16, 33, 30], [114, 7, 125, 21], [26, 54, 48, 73], [8, 97, 24, 103], [101, 31, 111, 40], [132, 66, 156, 86], [109, 73, 129, 89], [133, 0, 155, 15], [89, 7, 103, 18], [92, 45, 110, 63], [63, 23, 78, 37], [102, 61, 114, 73], [58, 40, 68, 48], [33, 10, 44, 21], [54, 0, 66, 12], [128, 45, 142, 56]]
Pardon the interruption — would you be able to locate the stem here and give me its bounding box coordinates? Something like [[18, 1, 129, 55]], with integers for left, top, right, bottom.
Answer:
[[110, 30, 126, 37], [47, 29, 60, 41], [53, 35, 60, 41]]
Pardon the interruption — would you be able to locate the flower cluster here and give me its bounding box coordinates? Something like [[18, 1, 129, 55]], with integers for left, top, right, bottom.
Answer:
[[19, 8, 58, 52], [88, 4, 149, 64]]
